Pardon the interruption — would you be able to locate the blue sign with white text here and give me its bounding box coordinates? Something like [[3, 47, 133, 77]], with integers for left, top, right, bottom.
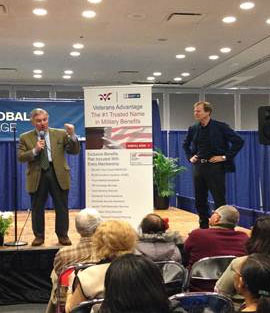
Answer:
[[0, 99, 84, 140]]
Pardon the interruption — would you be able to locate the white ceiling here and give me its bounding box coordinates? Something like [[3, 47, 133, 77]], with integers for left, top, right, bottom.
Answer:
[[1, 0, 270, 88]]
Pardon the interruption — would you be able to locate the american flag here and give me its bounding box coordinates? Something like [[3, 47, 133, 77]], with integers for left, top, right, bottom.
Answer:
[[103, 126, 152, 149]]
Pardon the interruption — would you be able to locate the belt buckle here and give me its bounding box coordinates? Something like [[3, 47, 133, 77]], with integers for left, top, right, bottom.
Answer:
[[201, 159, 208, 163]]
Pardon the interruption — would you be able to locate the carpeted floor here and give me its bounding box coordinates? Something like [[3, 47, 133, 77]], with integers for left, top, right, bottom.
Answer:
[[0, 303, 47, 313]]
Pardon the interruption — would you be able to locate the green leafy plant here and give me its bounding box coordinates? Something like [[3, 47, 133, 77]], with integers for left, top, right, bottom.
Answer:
[[0, 212, 13, 236], [153, 150, 186, 198]]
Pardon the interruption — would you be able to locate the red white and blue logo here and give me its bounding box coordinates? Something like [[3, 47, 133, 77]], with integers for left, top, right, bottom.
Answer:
[[99, 93, 112, 101]]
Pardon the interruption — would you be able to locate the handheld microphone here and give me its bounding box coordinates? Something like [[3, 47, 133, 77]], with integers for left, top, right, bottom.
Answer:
[[39, 130, 45, 140]]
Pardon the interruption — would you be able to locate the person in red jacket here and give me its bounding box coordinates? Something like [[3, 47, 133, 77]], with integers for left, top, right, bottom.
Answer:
[[183, 205, 248, 291]]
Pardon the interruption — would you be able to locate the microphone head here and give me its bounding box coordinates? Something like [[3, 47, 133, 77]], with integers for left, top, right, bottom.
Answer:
[[39, 131, 45, 139]]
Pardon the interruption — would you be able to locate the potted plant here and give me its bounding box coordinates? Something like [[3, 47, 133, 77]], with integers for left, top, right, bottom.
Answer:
[[0, 211, 13, 245], [153, 150, 186, 209]]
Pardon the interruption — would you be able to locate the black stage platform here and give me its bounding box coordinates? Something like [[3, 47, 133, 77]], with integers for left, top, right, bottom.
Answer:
[[0, 248, 58, 305]]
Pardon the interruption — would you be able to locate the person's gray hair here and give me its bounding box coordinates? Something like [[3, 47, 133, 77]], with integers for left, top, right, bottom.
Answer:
[[75, 208, 102, 237], [215, 205, 240, 226], [30, 108, 49, 121]]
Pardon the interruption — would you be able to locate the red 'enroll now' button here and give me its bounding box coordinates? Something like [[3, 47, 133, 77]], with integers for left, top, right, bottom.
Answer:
[[126, 142, 152, 149]]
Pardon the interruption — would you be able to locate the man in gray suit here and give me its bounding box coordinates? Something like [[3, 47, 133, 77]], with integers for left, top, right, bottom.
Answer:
[[18, 108, 80, 246]]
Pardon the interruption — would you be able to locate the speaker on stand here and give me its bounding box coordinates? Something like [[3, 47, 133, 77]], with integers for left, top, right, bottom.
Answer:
[[258, 106, 270, 145]]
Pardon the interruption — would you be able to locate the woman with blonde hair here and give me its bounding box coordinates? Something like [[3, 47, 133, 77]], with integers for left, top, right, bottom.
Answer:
[[65, 220, 137, 313]]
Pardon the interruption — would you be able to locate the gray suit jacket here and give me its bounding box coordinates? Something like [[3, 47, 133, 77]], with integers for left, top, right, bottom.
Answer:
[[18, 128, 80, 193]]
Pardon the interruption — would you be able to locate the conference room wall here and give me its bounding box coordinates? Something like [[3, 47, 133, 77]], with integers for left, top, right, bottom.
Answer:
[[0, 84, 270, 131], [240, 93, 270, 130], [205, 93, 235, 128], [169, 93, 200, 129], [0, 90, 9, 98], [155, 89, 270, 131]]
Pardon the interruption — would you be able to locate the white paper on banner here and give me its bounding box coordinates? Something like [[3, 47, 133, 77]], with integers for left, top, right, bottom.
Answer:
[[84, 85, 153, 229]]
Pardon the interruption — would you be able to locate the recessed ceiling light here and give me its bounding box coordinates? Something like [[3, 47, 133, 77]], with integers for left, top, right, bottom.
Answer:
[[240, 2, 255, 10], [72, 43, 84, 49], [33, 42, 45, 48], [220, 47, 232, 53], [88, 0, 102, 3], [185, 46, 196, 52], [153, 72, 162, 76], [266, 18, 270, 24], [209, 55, 220, 60], [32, 8, 47, 16], [222, 16, 237, 23], [174, 77, 182, 82], [64, 70, 73, 75], [70, 51, 80, 57], [33, 69, 42, 74], [63, 75, 71, 79], [33, 50, 44, 55], [147, 76, 155, 81], [181, 72, 190, 77], [82, 10, 96, 18], [176, 54, 186, 59], [33, 74, 42, 79]]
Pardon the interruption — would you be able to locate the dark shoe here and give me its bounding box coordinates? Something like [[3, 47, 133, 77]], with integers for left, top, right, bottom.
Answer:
[[199, 219, 209, 229], [32, 237, 44, 246], [58, 236, 72, 246], [200, 223, 209, 229]]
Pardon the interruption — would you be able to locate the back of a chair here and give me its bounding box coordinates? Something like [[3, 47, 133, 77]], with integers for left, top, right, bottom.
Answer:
[[71, 298, 104, 313], [156, 261, 189, 296], [56, 263, 95, 313], [170, 292, 234, 313], [74, 263, 95, 276], [188, 256, 235, 291], [56, 266, 76, 313]]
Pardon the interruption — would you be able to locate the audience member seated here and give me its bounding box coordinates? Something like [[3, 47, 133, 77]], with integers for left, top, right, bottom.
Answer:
[[136, 213, 182, 262], [46, 208, 102, 313], [65, 220, 137, 313], [98, 254, 172, 313], [215, 216, 270, 309], [234, 253, 270, 313], [183, 205, 248, 291]]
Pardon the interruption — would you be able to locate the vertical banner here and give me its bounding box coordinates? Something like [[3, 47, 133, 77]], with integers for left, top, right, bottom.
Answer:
[[84, 85, 153, 228]]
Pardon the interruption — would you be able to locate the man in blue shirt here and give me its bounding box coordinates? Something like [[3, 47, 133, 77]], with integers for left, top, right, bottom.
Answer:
[[183, 101, 244, 229]]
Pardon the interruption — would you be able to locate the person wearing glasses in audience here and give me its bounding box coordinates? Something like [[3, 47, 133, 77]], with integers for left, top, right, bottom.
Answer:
[[234, 253, 270, 313], [215, 216, 270, 310]]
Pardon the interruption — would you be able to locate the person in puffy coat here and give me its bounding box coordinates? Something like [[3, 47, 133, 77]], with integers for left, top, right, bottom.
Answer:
[[136, 213, 182, 263]]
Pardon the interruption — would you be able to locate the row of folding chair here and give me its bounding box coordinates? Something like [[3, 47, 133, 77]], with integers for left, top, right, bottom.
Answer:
[[57, 255, 236, 313], [157, 255, 236, 295], [70, 292, 234, 313]]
